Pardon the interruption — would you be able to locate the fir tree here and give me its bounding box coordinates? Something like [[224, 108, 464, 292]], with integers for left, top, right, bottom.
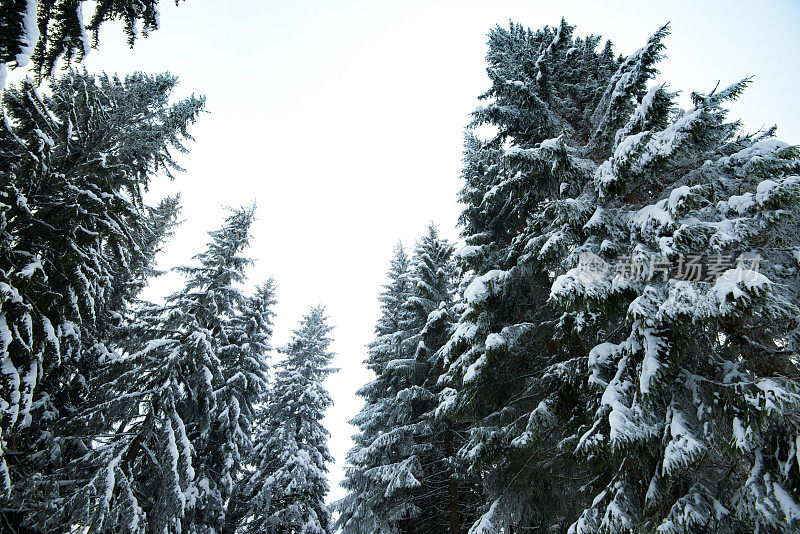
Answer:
[[219, 281, 277, 534], [245, 305, 335, 534], [439, 19, 628, 531], [338, 226, 479, 533], [336, 242, 414, 532]]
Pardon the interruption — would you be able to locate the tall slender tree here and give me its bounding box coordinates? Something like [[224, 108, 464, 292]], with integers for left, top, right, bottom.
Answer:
[[438, 19, 629, 531], [32, 206, 268, 533], [245, 305, 336, 534], [336, 242, 414, 532], [337, 226, 480, 533]]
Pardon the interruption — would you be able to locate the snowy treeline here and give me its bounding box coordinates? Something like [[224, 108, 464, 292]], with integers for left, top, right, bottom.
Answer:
[[0, 4, 338, 533], [337, 20, 800, 533], [1, 4, 799, 533]]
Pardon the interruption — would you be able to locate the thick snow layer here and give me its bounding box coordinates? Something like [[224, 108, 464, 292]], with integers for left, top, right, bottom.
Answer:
[[455, 245, 483, 261], [14, 0, 40, 67], [639, 328, 664, 395], [463, 355, 486, 384], [712, 267, 770, 312], [722, 192, 755, 215], [435, 387, 458, 418], [725, 139, 789, 165], [755, 179, 779, 204], [732, 417, 750, 452], [76, 2, 91, 58], [663, 408, 704, 475], [631, 199, 673, 230], [485, 333, 505, 351], [668, 186, 691, 214], [469, 498, 503, 534], [773, 481, 800, 523], [463, 270, 506, 305]]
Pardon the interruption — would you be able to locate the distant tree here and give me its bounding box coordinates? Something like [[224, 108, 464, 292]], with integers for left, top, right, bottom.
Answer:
[[336, 242, 414, 532], [337, 226, 480, 533], [1, 0, 185, 81], [245, 306, 336, 534], [219, 281, 277, 534]]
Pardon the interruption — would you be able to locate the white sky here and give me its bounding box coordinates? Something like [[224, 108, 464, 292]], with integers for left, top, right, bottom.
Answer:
[[11, 0, 800, 504]]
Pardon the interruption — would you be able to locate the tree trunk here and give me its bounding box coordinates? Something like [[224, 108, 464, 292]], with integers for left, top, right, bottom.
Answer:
[[446, 425, 460, 534]]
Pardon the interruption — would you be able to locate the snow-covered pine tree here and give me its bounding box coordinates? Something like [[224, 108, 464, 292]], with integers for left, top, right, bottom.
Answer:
[[0, 0, 183, 82], [403, 224, 483, 534], [33, 206, 261, 533], [244, 305, 335, 534], [0, 70, 202, 526], [442, 17, 800, 533], [437, 19, 627, 531], [337, 225, 478, 533]]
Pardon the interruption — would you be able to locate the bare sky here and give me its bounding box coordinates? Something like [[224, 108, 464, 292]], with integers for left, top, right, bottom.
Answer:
[[15, 0, 799, 504]]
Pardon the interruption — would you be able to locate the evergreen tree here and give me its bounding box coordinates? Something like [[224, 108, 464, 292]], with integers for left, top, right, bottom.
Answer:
[[219, 281, 277, 534], [550, 75, 800, 534], [32, 206, 267, 533], [0, 70, 202, 527], [336, 242, 414, 532], [338, 226, 479, 533], [1, 0, 185, 81], [438, 19, 628, 531], [245, 305, 335, 534], [440, 18, 800, 533]]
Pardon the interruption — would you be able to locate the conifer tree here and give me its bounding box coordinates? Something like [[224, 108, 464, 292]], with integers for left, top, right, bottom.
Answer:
[[0, 70, 202, 527], [338, 226, 479, 533], [1, 0, 185, 82], [31, 206, 268, 533], [218, 281, 277, 534], [440, 18, 800, 533], [336, 242, 413, 532], [439, 19, 627, 531], [245, 305, 335, 534]]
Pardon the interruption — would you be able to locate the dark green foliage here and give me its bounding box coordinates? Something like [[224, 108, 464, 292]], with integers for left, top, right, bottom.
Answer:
[[0, 71, 202, 527], [438, 18, 800, 534], [338, 226, 482, 533], [244, 306, 335, 534], [0, 0, 185, 79]]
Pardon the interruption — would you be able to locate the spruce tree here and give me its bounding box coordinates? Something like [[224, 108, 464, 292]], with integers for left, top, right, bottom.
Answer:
[[245, 305, 335, 534], [336, 242, 414, 533], [0, 70, 202, 527], [438, 19, 627, 531], [1, 0, 184, 81], [32, 206, 267, 533], [440, 18, 800, 533], [549, 73, 800, 534], [219, 281, 277, 534], [337, 226, 479, 533]]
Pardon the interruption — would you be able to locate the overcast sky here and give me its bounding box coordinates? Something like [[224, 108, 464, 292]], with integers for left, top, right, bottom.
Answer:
[[17, 0, 799, 503]]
